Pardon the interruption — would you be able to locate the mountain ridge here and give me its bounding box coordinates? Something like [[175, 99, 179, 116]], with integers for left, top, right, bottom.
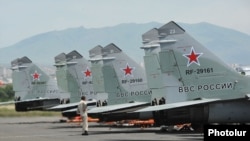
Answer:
[[0, 22, 250, 66]]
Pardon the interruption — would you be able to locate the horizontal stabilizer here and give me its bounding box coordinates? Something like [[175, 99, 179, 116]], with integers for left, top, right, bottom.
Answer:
[[0, 97, 59, 106], [47, 100, 96, 111], [61, 103, 98, 113], [133, 99, 220, 113], [0, 101, 15, 105], [47, 102, 79, 111], [88, 101, 149, 114], [246, 94, 250, 99]]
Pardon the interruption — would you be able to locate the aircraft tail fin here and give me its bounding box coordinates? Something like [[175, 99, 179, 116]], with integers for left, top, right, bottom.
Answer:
[[141, 21, 246, 103], [54, 50, 100, 103], [11, 56, 50, 100], [11, 56, 67, 111], [89, 43, 151, 105]]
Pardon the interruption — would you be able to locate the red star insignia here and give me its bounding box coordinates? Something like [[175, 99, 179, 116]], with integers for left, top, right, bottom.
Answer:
[[183, 47, 203, 67], [122, 63, 135, 77], [31, 70, 41, 81], [84, 68, 91, 77]]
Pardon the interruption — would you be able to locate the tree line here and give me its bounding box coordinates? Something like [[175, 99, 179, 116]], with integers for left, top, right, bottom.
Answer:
[[0, 84, 14, 102]]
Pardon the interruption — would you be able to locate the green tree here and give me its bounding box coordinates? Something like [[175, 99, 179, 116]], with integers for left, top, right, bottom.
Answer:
[[4, 84, 14, 99], [0, 84, 14, 102], [0, 88, 8, 102]]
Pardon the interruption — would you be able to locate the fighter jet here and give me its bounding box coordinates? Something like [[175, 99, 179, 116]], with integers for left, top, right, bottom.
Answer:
[[132, 21, 250, 128], [1, 56, 70, 111], [47, 51, 97, 114], [89, 43, 152, 104], [62, 43, 153, 121], [90, 43, 151, 106]]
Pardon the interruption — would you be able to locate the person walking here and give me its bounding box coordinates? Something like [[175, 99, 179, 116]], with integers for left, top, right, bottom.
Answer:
[[77, 96, 88, 135]]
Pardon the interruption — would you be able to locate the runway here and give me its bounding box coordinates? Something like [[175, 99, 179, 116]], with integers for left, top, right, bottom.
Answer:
[[0, 117, 203, 141]]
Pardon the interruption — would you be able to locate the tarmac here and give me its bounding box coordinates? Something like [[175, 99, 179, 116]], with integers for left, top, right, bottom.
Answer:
[[0, 116, 203, 141]]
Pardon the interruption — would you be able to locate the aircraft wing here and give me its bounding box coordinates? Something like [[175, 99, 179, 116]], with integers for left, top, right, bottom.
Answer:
[[47, 100, 97, 111], [60, 104, 97, 114], [47, 102, 78, 111], [0, 101, 15, 105], [88, 101, 149, 114], [133, 98, 220, 113], [62, 101, 149, 115], [0, 97, 59, 105]]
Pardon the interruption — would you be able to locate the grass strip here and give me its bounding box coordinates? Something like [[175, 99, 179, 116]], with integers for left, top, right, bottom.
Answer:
[[0, 104, 61, 117]]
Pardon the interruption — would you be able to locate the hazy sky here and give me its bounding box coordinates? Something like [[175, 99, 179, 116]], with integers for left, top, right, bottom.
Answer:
[[0, 0, 250, 48]]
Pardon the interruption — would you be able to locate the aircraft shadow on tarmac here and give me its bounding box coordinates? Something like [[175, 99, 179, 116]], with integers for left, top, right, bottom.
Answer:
[[2, 120, 203, 140], [101, 138, 202, 141], [64, 129, 203, 141], [50, 124, 203, 136]]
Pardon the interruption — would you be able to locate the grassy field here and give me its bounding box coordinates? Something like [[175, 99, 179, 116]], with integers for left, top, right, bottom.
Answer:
[[0, 104, 61, 117]]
